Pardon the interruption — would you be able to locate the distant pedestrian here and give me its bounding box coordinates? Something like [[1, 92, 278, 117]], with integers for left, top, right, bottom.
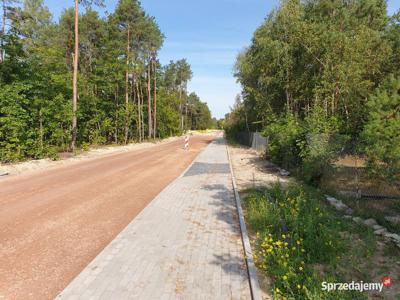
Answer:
[[184, 135, 189, 150]]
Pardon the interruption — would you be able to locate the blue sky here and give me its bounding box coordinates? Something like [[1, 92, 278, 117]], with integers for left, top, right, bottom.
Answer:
[[45, 0, 399, 118]]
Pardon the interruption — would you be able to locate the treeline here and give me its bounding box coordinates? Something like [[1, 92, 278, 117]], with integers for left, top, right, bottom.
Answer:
[[0, 0, 213, 162], [227, 0, 400, 183]]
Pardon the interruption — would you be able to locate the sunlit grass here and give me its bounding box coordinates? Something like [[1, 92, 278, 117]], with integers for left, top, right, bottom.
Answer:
[[244, 183, 369, 299]]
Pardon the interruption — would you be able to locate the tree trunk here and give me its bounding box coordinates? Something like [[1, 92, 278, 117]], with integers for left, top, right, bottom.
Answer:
[[152, 56, 157, 139], [114, 85, 119, 144], [71, 0, 79, 152], [185, 100, 188, 131], [39, 109, 43, 152], [147, 62, 152, 138], [285, 89, 290, 113], [0, 0, 5, 63], [285, 67, 291, 113], [124, 27, 130, 144], [179, 87, 183, 130], [139, 79, 145, 139], [136, 80, 142, 142]]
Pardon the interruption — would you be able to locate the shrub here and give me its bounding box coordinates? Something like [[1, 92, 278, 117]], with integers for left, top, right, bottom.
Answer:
[[298, 106, 344, 184], [263, 108, 345, 184], [263, 114, 301, 170]]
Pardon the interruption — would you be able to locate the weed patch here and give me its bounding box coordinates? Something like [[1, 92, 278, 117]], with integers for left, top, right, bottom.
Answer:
[[244, 184, 369, 299]]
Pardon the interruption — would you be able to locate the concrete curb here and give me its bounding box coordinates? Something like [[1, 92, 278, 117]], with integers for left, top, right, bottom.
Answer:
[[226, 144, 263, 300]]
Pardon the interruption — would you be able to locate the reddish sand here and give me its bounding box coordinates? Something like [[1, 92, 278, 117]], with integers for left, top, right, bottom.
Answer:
[[0, 135, 213, 300]]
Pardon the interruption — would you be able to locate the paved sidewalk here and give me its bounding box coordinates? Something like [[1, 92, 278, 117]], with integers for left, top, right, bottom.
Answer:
[[57, 137, 251, 300]]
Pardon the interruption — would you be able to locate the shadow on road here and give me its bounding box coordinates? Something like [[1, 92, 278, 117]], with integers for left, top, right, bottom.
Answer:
[[184, 162, 230, 177]]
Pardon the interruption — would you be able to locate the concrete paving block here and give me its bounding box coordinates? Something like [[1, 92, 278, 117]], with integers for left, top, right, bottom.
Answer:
[[57, 137, 251, 300]]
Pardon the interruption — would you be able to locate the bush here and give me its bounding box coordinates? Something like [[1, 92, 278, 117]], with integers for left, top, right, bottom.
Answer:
[[298, 106, 344, 184], [263, 108, 344, 184], [263, 114, 301, 170]]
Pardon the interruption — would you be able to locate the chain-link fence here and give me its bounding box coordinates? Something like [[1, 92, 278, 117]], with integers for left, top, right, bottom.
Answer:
[[235, 131, 399, 201], [235, 131, 268, 152], [316, 135, 400, 201]]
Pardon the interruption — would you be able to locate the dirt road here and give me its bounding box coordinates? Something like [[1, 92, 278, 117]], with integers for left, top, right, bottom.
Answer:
[[0, 135, 214, 300]]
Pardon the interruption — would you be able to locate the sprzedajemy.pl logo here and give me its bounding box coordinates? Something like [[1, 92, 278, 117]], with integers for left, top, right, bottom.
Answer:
[[322, 277, 393, 293]]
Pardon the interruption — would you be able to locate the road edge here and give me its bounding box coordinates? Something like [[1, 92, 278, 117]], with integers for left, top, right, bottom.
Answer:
[[226, 143, 263, 300], [0, 136, 183, 179]]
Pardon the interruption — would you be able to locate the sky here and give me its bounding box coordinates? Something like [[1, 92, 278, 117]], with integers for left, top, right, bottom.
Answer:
[[45, 0, 399, 119]]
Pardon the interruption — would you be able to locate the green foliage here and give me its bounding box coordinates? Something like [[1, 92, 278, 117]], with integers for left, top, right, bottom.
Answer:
[[263, 114, 301, 170], [0, 0, 213, 162], [0, 82, 70, 161], [186, 92, 212, 130], [216, 118, 224, 129], [362, 76, 400, 181], [156, 90, 181, 138], [262, 107, 348, 184], [245, 184, 366, 300], [224, 95, 250, 140], [232, 0, 399, 182], [0, 83, 32, 161], [298, 106, 345, 184]]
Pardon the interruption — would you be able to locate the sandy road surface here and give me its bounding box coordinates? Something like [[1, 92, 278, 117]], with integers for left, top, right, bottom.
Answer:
[[0, 135, 214, 300]]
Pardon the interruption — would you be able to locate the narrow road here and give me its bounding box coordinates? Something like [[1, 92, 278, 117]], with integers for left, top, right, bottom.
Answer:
[[58, 137, 251, 300], [0, 135, 214, 300]]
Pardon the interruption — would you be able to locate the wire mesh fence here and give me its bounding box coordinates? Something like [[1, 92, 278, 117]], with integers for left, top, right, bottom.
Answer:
[[311, 134, 400, 201], [235, 131, 400, 201], [235, 131, 268, 153], [306, 133, 398, 200]]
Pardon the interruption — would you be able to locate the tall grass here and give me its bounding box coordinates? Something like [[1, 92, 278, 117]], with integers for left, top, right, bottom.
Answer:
[[244, 184, 367, 299]]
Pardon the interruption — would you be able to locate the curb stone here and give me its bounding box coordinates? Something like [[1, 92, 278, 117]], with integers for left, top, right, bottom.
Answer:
[[226, 145, 263, 300]]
